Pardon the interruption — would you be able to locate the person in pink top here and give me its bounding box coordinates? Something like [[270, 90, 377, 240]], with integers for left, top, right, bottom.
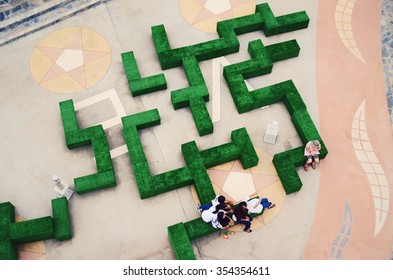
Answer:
[[303, 140, 321, 171]]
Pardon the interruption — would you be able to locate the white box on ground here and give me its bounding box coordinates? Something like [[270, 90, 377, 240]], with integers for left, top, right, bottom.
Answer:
[[54, 180, 74, 200], [264, 121, 279, 144]]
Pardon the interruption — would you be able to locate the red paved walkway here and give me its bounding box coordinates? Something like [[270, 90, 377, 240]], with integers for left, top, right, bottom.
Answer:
[[304, 0, 393, 259]]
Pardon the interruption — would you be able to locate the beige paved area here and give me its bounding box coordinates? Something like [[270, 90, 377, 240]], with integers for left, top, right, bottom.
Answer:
[[0, 0, 392, 260]]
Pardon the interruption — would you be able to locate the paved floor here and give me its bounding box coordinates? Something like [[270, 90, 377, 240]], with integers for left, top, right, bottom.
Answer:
[[0, 0, 392, 260]]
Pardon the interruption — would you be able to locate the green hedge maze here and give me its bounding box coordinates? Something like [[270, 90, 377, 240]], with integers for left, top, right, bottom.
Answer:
[[0, 3, 328, 261], [147, 3, 327, 259]]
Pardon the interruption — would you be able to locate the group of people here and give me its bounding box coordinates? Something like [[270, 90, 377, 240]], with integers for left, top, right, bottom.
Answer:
[[198, 195, 275, 239], [197, 139, 322, 240]]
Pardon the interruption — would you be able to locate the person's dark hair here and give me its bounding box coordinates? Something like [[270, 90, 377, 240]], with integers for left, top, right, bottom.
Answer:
[[238, 201, 247, 207], [213, 203, 226, 214], [217, 196, 225, 203], [217, 212, 230, 227], [234, 202, 248, 220], [213, 196, 227, 214]]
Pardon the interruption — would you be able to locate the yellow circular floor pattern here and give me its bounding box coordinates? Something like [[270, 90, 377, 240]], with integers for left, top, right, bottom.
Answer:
[[192, 147, 285, 232], [30, 27, 111, 94], [180, 0, 256, 33]]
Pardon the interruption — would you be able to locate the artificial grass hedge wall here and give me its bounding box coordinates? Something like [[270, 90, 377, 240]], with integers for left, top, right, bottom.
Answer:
[[168, 223, 196, 260], [148, 3, 309, 138], [0, 239, 17, 260], [121, 51, 167, 97], [223, 39, 300, 114], [0, 202, 14, 240], [219, 30, 328, 195], [0, 202, 16, 260], [151, 3, 309, 70], [170, 56, 212, 136], [122, 110, 259, 204], [51, 197, 72, 241], [182, 141, 216, 205], [9, 216, 55, 244], [0, 199, 73, 260], [59, 100, 117, 194]]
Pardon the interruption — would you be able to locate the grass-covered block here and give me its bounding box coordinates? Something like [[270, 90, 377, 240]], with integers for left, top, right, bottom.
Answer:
[[231, 128, 259, 169], [256, 3, 309, 36], [153, 168, 194, 196], [171, 84, 209, 110], [130, 75, 167, 96], [51, 197, 72, 241], [201, 143, 240, 168], [122, 109, 161, 130], [182, 141, 216, 204], [59, 100, 79, 134], [190, 97, 213, 136], [59, 99, 117, 194], [121, 51, 141, 81], [151, 24, 171, 54], [265, 40, 300, 62], [131, 164, 155, 199], [0, 202, 15, 227], [184, 218, 220, 241], [74, 169, 116, 194], [182, 56, 205, 85], [0, 239, 17, 260], [121, 51, 167, 96], [291, 109, 321, 144], [223, 39, 299, 114], [0, 202, 15, 241], [9, 216, 55, 244], [272, 151, 302, 194], [66, 126, 105, 149], [282, 80, 307, 114], [168, 223, 196, 260], [170, 55, 213, 136]]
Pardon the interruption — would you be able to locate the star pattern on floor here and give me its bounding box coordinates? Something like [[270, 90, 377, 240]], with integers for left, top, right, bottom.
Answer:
[[30, 27, 111, 94], [180, 0, 255, 33]]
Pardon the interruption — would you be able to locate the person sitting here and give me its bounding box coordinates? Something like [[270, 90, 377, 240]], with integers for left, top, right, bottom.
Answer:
[[198, 195, 233, 216], [241, 195, 276, 214], [259, 198, 276, 210], [303, 139, 321, 171], [212, 195, 234, 214], [233, 202, 253, 233], [211, 210, 235, 239]]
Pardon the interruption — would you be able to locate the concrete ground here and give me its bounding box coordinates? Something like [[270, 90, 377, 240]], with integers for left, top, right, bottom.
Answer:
[[0, 0, 392, 260]]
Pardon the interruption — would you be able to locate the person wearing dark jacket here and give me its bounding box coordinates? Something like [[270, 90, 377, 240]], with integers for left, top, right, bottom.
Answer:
[[233, 202, 253, 233]]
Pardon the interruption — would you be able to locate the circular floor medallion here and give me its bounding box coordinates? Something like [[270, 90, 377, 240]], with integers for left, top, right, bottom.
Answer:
[[180, 0, 256, 33], [30, 27, 111, 94]]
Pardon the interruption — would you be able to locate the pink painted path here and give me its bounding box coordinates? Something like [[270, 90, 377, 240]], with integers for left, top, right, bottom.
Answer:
[[304, 0, 393, 259]]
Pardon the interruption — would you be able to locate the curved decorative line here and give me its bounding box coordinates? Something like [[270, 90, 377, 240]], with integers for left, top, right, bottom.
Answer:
[[352, 99, 390, 236], [335, 0, 367, 64], [329, 200, 353, 259]]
